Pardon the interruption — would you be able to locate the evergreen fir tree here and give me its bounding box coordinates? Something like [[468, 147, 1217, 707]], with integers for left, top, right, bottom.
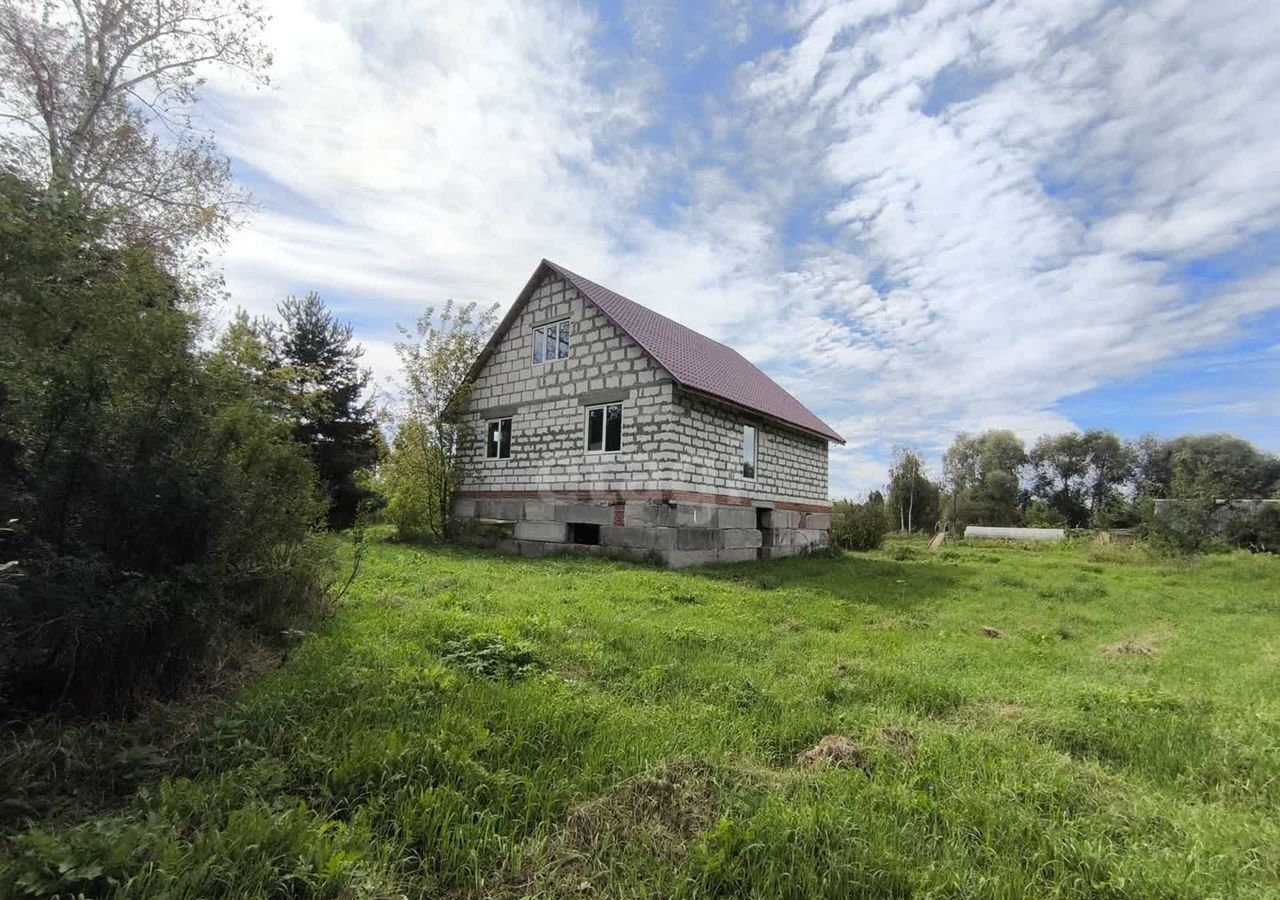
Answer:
[[276, 293, 380, 528]]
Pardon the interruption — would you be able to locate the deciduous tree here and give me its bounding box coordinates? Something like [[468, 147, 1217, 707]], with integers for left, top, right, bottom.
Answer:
[[0, 0, 270, 258], [943, 430, 1026, 526], [1029, 432, 1089, 526], [391, 300, 499, 540], [888, 446, 939, 532]]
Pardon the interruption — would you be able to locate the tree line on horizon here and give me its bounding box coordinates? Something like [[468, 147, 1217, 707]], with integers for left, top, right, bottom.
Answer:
[[829, 429, 1280, 552]]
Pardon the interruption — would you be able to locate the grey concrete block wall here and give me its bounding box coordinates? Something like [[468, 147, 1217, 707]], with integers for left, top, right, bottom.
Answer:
[[456, 271, 832, 509], [514, 521, 568, 543], [450, 269, 834, 568], [456, 273, 679, 496], [454, 494, 828, 568]]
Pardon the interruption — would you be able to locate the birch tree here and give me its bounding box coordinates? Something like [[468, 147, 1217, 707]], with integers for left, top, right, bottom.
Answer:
[[0, 0, 270, 254], [392, 301, 499, 539]]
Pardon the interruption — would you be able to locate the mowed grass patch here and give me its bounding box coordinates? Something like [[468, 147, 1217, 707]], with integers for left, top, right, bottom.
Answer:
[[3, 535, 1279, 898]]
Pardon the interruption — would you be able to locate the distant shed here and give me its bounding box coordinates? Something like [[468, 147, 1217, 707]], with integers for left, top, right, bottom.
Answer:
[[965, 526, 1065, 542]]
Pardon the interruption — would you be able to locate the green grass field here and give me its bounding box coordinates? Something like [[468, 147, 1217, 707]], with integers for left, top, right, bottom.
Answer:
[[3, 535, 1279, 898]]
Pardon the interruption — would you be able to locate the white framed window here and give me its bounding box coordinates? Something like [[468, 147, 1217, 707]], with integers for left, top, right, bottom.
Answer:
[[532, 319, 570, 364], [584, 403, 623, 453], [741, 424, 757, 479], [486, 417, 512, 460]]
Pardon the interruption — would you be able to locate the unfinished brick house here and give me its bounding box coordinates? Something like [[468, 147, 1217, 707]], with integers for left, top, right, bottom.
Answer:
[[452, 260, 844, 567]]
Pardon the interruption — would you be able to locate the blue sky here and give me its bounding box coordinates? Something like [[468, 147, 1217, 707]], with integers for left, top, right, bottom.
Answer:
[[201, 0, 1280, 496]]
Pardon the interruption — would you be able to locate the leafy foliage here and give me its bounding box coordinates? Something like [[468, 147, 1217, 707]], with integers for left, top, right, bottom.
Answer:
[[440, 632, 546, 681], [0, 0, 271, 257], [387, 301, 499, 541], [942, 430, 1027, 527], [887, 446, 940, 533], [0, 175, 331, 715], [830, 499, 890, 551], [379, 420, 443, 542], [1224, 504, 1280, 554], [933, 428, 1277, 539]]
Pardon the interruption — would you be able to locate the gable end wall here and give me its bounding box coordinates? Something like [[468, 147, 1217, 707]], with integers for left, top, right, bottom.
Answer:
[[454, 271, 831, 566]]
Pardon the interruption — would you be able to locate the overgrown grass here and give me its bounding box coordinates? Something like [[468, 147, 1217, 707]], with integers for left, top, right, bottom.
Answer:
[[3, 533, 1278, 897]]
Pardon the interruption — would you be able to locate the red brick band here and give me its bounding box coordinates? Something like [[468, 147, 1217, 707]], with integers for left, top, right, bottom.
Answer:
[[455, 488, 832, 514]]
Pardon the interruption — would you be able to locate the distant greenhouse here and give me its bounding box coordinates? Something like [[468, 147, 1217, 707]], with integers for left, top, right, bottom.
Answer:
[[965, 526, 1065, 541]]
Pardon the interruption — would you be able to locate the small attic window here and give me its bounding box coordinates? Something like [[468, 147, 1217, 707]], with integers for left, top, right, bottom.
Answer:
[[533, 320, 570, 363]]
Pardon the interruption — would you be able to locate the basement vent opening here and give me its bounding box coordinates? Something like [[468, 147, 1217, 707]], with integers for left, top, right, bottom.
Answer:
[[568, 522, 601, 545]]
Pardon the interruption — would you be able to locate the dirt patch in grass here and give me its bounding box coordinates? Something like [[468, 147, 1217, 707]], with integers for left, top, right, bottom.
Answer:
[[1103, 637, 1156, 656], [874, 726, 918, 763], [993, 702, 1027, 719], [487, 761, 728, 898], [565, 761, 721, 855], [980, 626, 1005, 639], [797, 735, 871, 770], [1101, 624, 1174, 658]]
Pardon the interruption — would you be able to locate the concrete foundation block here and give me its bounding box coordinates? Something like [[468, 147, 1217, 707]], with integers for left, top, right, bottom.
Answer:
[[721, 528, 763, 550], [453, 498, 476, 518], [771, 509, 802, 529], [473, 519, 515, 539], [772, 528, 821, 549], [601, 525, 675, 550], [717, 548, 759, 563], [760, 545, 799, 559], [516, 540, 548, 557], [665, 549, 719, 568], [717, 506, 757, 530], [676, 503, 717, 528], [801, 512, 832, 530], [477, 498, 524, 521], [794, 529, 824, 547], [624, 500, 677, 527], [523, 501, 555, 521], [553, 503, 615, 525], [677, 527, 720, 550], [514, 520, 568, 543]]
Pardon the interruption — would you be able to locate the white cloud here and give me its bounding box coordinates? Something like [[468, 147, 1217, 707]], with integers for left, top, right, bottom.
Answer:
[[202, 0, 1280, 495], [738, 0, 1280, 489]]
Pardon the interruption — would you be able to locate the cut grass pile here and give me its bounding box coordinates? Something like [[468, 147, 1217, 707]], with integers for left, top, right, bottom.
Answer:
[[3, 535, 1279, 897]]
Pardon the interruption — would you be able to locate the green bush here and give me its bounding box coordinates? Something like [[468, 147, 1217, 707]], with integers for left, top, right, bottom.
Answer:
[[378, 421, 446, 542], [830, 500, 890, 551], [1145, 498, 1222, 556], [0, 176, 332, 716], [1224, 504, 1280, 554], [441, 633, 546, 681], [1024, 500, 1066, 528]]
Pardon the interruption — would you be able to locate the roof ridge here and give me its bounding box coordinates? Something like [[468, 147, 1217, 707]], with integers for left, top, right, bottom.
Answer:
[[543, 259, 752, 358], [541, 259, 844, 444]]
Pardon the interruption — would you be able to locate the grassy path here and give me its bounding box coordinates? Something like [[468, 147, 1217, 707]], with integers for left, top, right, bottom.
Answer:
[[3, 537, 1279, 897]]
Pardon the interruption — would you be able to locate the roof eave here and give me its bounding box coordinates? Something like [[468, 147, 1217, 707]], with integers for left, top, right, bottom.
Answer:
[[677, 385, 846, 445]]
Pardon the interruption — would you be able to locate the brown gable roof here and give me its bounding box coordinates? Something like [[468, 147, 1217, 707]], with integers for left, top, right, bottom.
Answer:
[[470, 260, 845, 444]]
